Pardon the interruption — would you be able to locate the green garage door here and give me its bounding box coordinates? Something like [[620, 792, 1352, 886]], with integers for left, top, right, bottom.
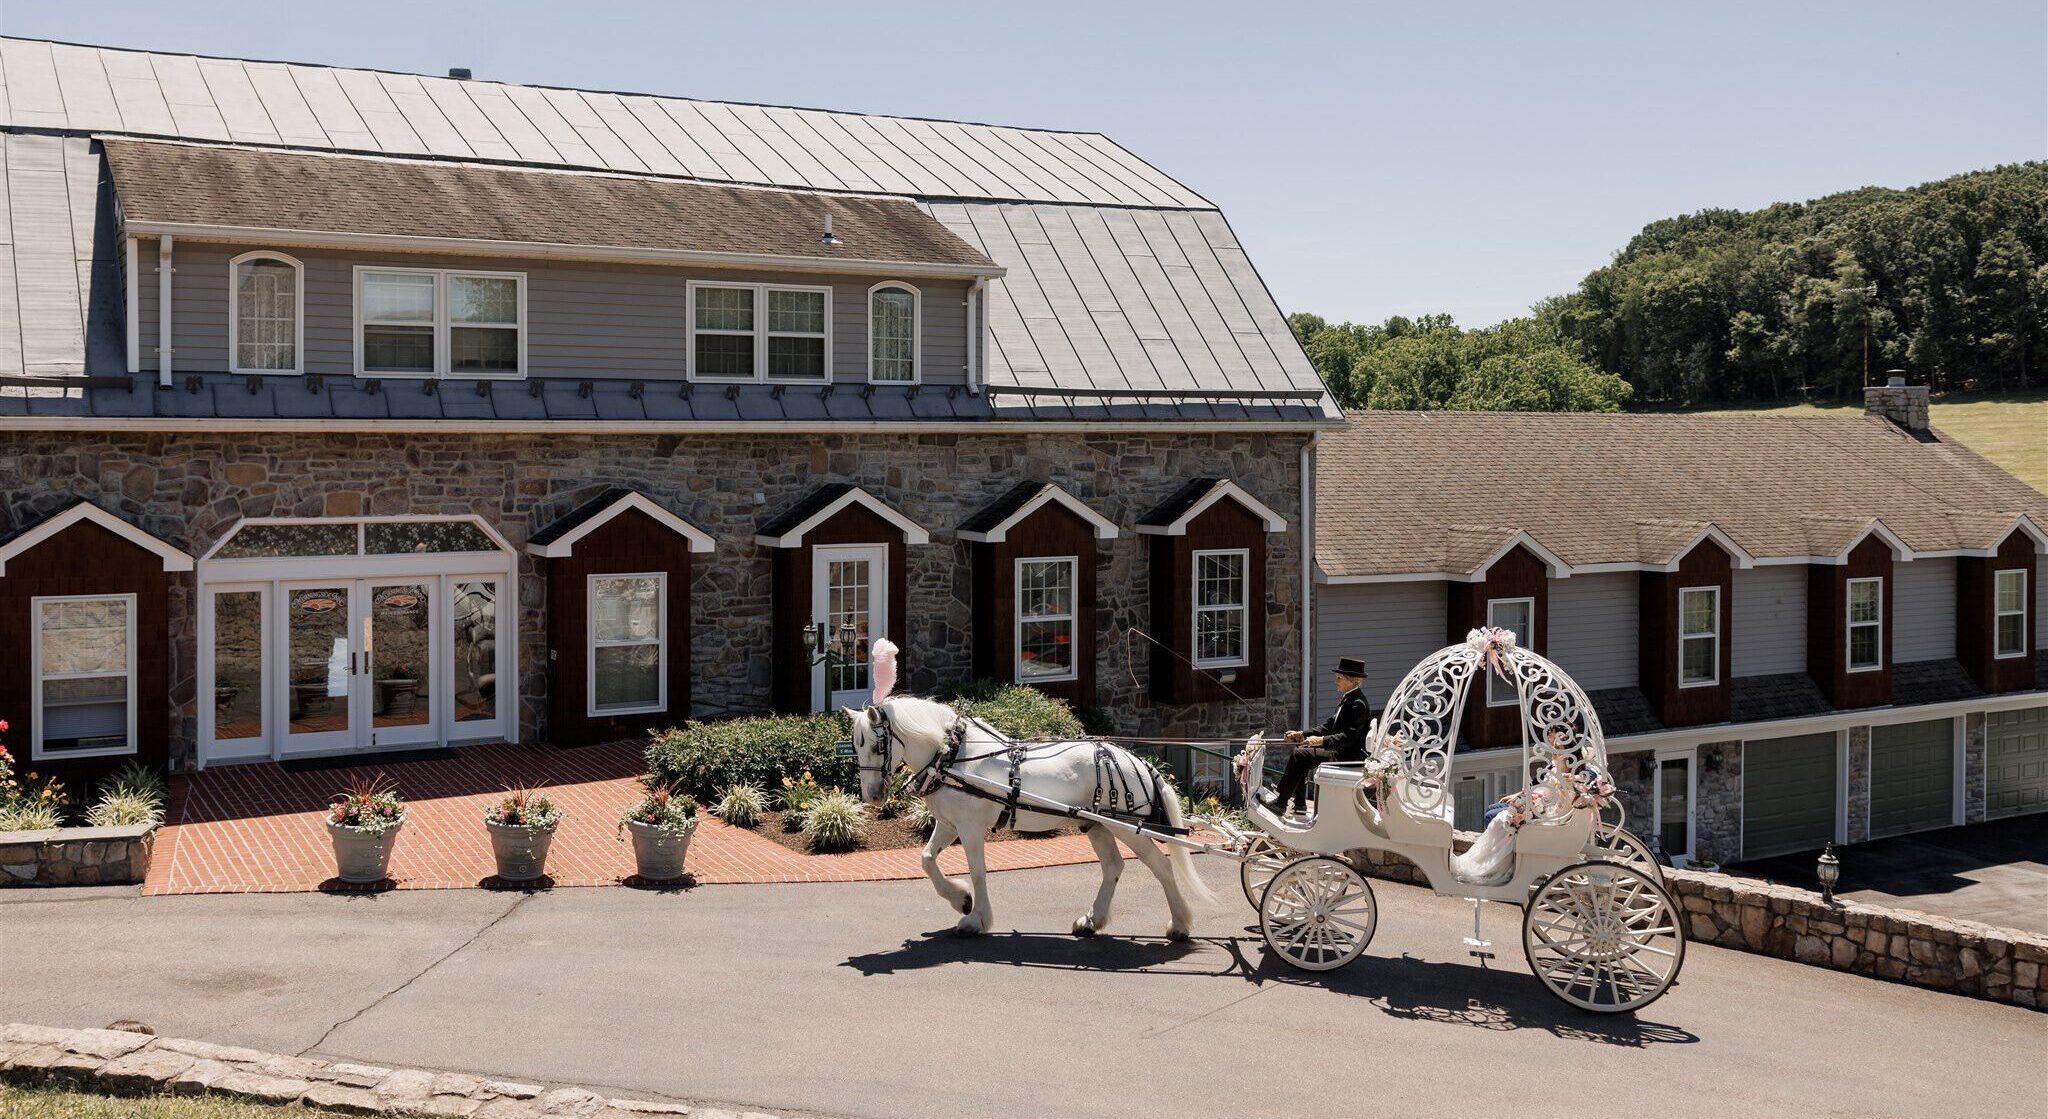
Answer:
[[1988, 706, 2048, 819], [1744, 733, 1837, 859], [1870, 719, 1955, 837]]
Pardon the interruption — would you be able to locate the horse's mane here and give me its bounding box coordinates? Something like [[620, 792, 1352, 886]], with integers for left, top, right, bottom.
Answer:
[[879, 694, 958, 747]]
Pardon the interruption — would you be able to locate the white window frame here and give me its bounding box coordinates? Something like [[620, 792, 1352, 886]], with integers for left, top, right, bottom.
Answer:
[[29, 593, 140, 762], [686, 280, 833, 382], [353, 265, 527, 379], [1014, 555, 1079, 683], [1993, 568, 2028, 659], [1677, 585, 1721, 688], [1846, 576, 1884, 672], [1485, 596, 1535, 706], [866, 281, 921, 385], [586, 573, 667, 718], [1191, 547, 1251, 669], [227, 251, 305, 376]]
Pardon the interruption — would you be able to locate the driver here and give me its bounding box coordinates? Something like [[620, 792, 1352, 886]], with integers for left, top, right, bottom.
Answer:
[[1258, 656, 1372, 818]]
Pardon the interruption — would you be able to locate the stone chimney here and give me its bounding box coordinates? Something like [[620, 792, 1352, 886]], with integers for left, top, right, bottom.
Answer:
[[1863, 374, 1929, 433]]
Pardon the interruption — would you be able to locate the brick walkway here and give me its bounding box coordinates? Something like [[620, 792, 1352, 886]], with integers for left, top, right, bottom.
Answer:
[[142, 741, 1097, 895]]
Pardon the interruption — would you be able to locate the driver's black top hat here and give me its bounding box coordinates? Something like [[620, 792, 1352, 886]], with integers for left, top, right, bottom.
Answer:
[[1333, 656, 1368, 679]]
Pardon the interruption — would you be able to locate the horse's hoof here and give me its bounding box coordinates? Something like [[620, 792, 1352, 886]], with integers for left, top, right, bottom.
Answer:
[[1166, 926, 1191, 943], [1072, 916, 1097, 938], [952, 920, 983, 938]]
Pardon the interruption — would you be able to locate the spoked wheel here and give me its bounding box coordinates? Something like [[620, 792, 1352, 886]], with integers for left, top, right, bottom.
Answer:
[[1259, 856, 1378, 972], [1523, 861, 1685, 1013], [1238, 835, 1298, 910], [1589, 825, 1666, 887]]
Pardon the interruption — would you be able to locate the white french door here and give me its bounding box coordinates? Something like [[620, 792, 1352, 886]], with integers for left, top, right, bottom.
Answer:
[[811, 544, 887, 712]]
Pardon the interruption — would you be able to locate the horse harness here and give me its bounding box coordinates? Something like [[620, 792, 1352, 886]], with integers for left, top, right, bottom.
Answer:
[[858, 706, 1184, 836]]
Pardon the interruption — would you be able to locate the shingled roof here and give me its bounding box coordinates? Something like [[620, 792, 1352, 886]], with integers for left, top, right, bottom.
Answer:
[[1317, 410, 2048, 579]]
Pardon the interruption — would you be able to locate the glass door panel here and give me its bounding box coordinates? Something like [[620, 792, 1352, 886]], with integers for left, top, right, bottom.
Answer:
[[206, 588, 268, 761], [449, 579, 502, 737], [1658, 756, 1693, 861], [367, 581, 437, 749], [813, 544, 886, 711], [282, 584, 356, 755]]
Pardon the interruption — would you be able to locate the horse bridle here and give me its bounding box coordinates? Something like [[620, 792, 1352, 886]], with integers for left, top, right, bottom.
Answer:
[[856, 703, 963, 797]]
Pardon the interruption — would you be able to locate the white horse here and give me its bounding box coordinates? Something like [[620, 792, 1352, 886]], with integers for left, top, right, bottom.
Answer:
[[847, 642, 1213, 939]]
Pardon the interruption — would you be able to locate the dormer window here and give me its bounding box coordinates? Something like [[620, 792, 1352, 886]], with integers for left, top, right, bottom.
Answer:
[[868, 283, 918, 383], [1848, 576, 1884, 671], [230, 252, 303, 374], [1678, 586, 1720, 687], [1995, 568, 2028, 658]]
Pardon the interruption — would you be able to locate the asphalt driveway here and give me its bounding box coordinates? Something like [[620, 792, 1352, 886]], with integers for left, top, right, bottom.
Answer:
[[1731, 816, 2048, 934], [3, 863, 2041, 1119]]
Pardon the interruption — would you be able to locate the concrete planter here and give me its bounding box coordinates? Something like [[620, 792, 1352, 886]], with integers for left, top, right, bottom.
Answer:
[[325, 818, 403, 884], [485, 820, 557, 882], [625, 817, 697, 881]]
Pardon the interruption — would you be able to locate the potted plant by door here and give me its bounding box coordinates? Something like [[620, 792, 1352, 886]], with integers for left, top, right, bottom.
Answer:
[[618, 780, 699, 882], [376, 663, 420, 718], [484, 786, 562, 882], [326, 775, 405, 884]]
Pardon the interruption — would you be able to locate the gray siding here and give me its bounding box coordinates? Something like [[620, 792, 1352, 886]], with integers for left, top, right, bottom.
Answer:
[[138, 240, 970, 385], [1549, 572, 1639, 690], [1892, 557, 1956, 664], [1315, 581, 1447, 720], [2039, 554, 2047, 648], [1733, 565, 1807, 677]]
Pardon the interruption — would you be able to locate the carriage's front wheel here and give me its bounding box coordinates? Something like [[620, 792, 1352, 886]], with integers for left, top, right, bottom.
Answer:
[[1238, 835, 1297, 910], [1259, 856, 1377, 972], [1522, 861, 1685, 1013], [1589, 825, 1666, 887]]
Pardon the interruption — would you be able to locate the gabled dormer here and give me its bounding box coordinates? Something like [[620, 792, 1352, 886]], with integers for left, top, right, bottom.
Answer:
[[1806, 520, 1909, 709], [1956, 518, 2046, 693], [1637, 525, 1751, 728]]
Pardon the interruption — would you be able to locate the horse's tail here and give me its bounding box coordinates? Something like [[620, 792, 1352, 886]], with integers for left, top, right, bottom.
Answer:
[[1158, 787, 1216, 906]]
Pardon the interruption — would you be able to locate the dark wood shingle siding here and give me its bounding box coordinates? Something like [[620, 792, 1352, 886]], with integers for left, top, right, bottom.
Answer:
[[969, 502, 1099, 707], [543, 507, 693, 746], [1958, 530, 2038, 694], [1446, 545, 1549, 750], [769, 504, 909, 714], [1639, 541, 1734, 728], [1809, 535, 1894, 710]]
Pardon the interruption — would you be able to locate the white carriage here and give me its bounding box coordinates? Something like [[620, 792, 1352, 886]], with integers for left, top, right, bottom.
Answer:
[[1215, 628, 1686, 1012]]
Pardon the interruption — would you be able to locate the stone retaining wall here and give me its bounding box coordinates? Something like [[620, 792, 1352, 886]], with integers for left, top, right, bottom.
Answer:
[[0, 1022, 764, 1118], [1346, 849, 2047, 1008], [0, 824, 155, 887]]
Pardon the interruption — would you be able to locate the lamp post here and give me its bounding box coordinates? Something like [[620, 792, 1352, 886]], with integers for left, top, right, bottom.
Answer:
[[1816, 842, 1841, 904]]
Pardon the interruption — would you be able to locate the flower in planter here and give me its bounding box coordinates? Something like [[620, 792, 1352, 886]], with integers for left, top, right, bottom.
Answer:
[[618, 780, 698, 840], [486, 784, 562, 830], [329, 774, 405, 836]]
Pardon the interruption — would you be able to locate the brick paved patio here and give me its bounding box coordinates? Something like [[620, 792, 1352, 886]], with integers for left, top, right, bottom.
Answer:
[[141, 741, 1096, 895]]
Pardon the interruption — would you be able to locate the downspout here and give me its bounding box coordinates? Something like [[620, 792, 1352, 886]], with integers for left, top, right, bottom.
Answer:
[[964, 278, 986, 393], [124, 237, 140, 375], [156, 234, 174, 388], [1300, 430, 1320, 728]]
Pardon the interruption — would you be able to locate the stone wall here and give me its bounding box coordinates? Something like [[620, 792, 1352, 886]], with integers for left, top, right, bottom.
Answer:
[[0, 430, 1311, 768], [1693, 739, 1741, 865], [1963, 711, 1987, 823], [0, 824, 155, 886], [1845, 724, 1871, 843]]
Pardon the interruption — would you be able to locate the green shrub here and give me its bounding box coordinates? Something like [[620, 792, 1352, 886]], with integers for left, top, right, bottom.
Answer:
[[645, 712, 852, 800], [779, 770, 827, 829], [100, 761, 167, 804], [86, 790, 162, 827], [714, 783, 767, 828], [905, 796, 936, 836], [0, 801, 62, 831], [800, 790, 867, 852], [941, 680, 1085, 739]]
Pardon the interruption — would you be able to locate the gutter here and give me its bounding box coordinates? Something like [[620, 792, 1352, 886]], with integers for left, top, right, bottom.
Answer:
[[156, 234, 174, 388], [0, 416, 1344, 436], [1300, 430, 1320, 729]]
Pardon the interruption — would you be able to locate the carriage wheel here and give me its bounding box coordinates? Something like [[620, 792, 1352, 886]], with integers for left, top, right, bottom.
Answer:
[[1522, 861, 1685, 1013], [1259, 857, 1377, 972], [1238, 835, 1298, 910], [1589, 825, 1666, 887]]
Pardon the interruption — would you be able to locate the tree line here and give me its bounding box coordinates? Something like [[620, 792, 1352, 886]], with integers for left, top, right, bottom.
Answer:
[[1293, 161, 2048, 410]]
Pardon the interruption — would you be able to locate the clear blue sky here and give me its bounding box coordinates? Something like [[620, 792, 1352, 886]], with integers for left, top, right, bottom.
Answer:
[[8, 0, 2043, 327]]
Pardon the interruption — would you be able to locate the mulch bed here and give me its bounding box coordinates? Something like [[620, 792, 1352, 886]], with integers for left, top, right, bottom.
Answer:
[[742, 809, 1080, 855]]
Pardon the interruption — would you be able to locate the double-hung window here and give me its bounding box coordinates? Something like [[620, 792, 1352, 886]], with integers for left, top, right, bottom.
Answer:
[[1192, 549, 1249, 668], [868, 283, 918, 383], [1486, 597, 1534, 705], [1847, 576, 1884, 671], [588, 574, 665, 716], [230, 252, 303, 374], [690, 282, 831, 380], [1994, 569, 2028, 658], [1678, 586, 1720, 687], [358, 268, 524, 378], [32, 594, 137, 760], [1016, 557, 1078, 682]]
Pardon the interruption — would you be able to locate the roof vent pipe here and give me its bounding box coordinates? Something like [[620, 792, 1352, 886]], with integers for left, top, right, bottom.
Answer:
[[820, 213, 842, 246], [448, 67, 472, 80]]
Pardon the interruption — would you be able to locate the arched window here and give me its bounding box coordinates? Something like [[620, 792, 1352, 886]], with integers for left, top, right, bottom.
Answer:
[[868, 282, 919, 384], [229, 252, 304, 374]]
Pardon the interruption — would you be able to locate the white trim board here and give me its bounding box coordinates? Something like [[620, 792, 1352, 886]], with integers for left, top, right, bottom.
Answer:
[[755, 486, 931, 548], [0, 503, 194, 577], [0, 417, 1341, 436], [1136, 479, 1287, 536], [957, 485, 1120, 543], [528, 493, 714, 558]]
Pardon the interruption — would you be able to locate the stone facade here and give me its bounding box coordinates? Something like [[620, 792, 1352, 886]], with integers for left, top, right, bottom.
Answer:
[[0, 824, 155, 886], [1845, 724, 1871, 844], [1963, 710, 1987, 823], [1610, 751, 1656, 842], [0, 430, 1310, 769], [1692, 740, 1742, 866]]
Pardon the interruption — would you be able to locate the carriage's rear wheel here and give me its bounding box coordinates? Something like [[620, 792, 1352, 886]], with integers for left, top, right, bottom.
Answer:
[[1589, 825, 1666, 887], [1259, 856, 1377, 972], [1238, 835, 1298, 910], [1522, 861, 1685, 1013]]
